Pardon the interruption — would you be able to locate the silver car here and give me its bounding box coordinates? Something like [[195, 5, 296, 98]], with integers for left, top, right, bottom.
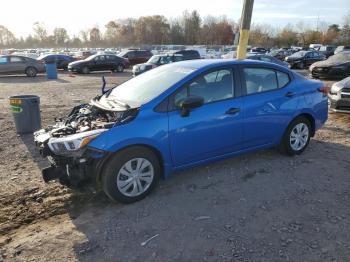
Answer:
[[0, 55, 45, 77], [328, 76, 350, 113]]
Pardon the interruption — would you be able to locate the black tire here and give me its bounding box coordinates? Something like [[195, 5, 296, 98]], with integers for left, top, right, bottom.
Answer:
[[279, 116, 311, 156], [81, 66, 90, 74], [25, 66, 38, 77], [101, 146, 160, 203], [116, 64, 124, 73]]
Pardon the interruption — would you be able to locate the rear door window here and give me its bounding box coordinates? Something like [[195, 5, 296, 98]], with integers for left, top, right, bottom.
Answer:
[[10, 57, 25, 63], [243, 68, 278, 94]]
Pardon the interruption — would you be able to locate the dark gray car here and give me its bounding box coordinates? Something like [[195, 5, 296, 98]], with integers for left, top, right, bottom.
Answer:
[[0, 55, 45, 77]]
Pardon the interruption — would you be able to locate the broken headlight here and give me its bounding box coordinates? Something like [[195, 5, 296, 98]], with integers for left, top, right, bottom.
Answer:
[[48, 129, 106, 155]]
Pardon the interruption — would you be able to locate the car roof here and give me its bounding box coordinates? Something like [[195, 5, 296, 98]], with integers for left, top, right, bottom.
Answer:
[[174, 59, 283, 70]]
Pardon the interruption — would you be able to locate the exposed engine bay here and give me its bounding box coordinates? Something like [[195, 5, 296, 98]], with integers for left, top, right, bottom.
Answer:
[[34, 77, 139, 185], [34, 103, 136, 156]]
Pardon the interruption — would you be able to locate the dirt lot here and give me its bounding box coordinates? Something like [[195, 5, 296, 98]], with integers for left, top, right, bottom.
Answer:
[[0, 71, 350, 262]]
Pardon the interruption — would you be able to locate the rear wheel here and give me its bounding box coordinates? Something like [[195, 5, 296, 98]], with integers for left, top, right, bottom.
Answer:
[[280, 117, 311, 156], [115, 64, 124, 73], [25, 66, 38, 77], [101, 146, 160, 203]]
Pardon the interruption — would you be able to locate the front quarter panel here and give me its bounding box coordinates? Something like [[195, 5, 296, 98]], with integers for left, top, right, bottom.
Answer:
[[88, 107, 172, 176]]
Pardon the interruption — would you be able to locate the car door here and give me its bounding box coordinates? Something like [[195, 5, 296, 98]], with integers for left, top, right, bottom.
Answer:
[[306, 52, 317, 66], [8, 56, 26, 73], [240, 65, 299, 149], [92, 55, 106, 71], [0, 56, 10, 74], [168, 67, 243, 167]]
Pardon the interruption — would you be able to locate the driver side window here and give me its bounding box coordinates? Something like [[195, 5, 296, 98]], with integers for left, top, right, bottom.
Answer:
[[174, 68, 234, 107]]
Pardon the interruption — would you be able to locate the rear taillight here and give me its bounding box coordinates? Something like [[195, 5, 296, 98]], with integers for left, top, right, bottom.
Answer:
[[317, 86, 329, 95]]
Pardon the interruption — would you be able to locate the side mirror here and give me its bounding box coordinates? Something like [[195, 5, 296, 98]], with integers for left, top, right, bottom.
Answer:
[[180, 96, 204, 117]]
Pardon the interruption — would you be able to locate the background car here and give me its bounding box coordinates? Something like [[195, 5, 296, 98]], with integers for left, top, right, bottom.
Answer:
[[334, 45, 350, 54], [247, 54, 289, 67], [250, 47, 269, 54], [0, 55, 45, 77], [132, 54, 184, 76], [118, 50, 153, 65], [267, 49, 290, 61], [285, 51, 326, 69], [318, 45, 336, 58], [310, 51, 350, 79], [73, 51, 96, 60], [68, 54, 129, 74], [173, 49, 201, 60], [328, 76, 350, 113], [37, 54, 75, 70]]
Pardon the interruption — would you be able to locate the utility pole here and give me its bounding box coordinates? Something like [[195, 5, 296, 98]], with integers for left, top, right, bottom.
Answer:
[[237, 0, 254, 59]]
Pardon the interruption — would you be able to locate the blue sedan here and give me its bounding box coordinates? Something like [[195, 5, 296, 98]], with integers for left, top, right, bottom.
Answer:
[[35, 59, 328, 203]]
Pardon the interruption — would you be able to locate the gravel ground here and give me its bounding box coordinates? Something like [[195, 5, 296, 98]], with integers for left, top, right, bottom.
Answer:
[[0, 70, 350, 262]]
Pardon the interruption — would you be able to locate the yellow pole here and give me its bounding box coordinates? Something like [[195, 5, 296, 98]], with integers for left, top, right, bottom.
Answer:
[[237, 0, 254, 60]]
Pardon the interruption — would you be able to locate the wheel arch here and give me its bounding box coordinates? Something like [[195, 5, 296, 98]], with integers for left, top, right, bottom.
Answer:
[[289, 113, 316, 137], [95, 143, 166, 186]]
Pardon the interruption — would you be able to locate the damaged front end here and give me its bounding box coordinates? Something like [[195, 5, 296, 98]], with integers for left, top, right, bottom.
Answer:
[[34, 84, 139, 187]]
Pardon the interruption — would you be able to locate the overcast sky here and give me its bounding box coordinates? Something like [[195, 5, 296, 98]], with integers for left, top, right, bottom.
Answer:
[[1, 0, 349, 37]]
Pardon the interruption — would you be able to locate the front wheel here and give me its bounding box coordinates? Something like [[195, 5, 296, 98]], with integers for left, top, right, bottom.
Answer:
[[81, 66, 90, 74], [101, 146, 160, 203], [115, 64, 124, 73], [25, 67, 38, 77], [280, 117, 311, 156]]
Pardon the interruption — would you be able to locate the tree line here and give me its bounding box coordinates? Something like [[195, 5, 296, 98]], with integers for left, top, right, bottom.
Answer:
[[0, 10, 350, 49]]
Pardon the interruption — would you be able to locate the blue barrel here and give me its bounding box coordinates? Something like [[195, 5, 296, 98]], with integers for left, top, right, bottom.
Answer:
[[45, 63, 57, 79]]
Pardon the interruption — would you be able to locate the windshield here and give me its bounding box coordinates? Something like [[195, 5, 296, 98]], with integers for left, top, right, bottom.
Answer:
[[109, 64, 195, 105], [85, 55, 97, 61], [118, 51, 128, 57], [147, 56, 160, 64], [290, 51, 307, 58]]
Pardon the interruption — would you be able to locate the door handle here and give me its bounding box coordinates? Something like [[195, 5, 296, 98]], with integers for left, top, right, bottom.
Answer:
[[285, 92, 295, 97], [225, 107, 240, 115]]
